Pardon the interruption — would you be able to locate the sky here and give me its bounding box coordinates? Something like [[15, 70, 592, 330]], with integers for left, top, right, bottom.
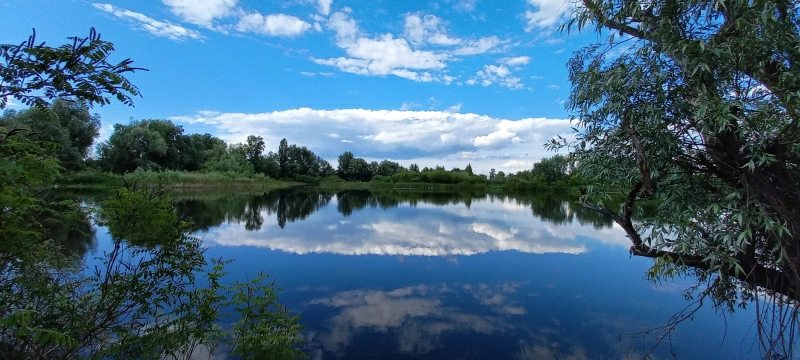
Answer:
[[1, 0, 603, 174]]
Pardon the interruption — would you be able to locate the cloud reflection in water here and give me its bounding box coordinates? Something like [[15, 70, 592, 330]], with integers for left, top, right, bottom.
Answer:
[[305, 284, 520, 357], [201, 195, 628, 256]]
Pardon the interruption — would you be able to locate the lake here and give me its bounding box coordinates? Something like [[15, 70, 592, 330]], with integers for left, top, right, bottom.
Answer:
[[80, 188, 760, 359]]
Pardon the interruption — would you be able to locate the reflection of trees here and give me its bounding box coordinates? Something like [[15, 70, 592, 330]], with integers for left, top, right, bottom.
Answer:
[[41, 193, 96, 257], [268, 190, 333, 228], [170, 188, 616, 231], [174, 189, 333, 230], [49, 205, 96, 256], [492, 192, 614, 229], [335, 190, 373, 216], [336, 190, 486, 217]]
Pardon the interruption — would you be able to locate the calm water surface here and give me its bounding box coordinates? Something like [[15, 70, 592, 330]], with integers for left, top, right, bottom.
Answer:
[[84, 189, 759, 359]]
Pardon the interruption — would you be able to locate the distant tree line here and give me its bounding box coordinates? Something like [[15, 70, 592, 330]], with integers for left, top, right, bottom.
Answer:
[[487, 154, 582, 191], [1, 103, 579, 188]]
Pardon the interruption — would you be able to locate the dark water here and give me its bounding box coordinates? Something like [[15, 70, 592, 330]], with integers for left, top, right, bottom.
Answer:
[[82, 189, 759, 359]]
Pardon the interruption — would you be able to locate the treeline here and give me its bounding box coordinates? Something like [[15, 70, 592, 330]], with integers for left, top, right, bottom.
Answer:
[[96, 120, 335, 181], [1, 102, 580, 188], [95, 119, 492, 186], [487, 154, 583, 191]]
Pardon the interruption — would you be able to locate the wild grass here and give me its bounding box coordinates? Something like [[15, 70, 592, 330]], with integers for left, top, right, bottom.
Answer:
[[59, 169, 291, 189]]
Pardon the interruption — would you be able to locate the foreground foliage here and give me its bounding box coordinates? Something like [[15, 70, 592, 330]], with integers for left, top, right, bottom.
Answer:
[[557, 0, 800, 355], [0, 28, 141, 109], [1, 188, 303, 359], [1, 29, 302, 359]]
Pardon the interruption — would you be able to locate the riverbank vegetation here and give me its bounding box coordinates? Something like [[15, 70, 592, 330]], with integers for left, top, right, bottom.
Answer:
[[2, 99, 580, 190], [1, 29, 302, 359]]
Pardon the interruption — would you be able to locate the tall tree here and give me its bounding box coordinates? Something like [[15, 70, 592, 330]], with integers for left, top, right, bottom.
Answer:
[[98, 119, 190, 173], [337, 151, 354, 179], [244, 135, 266, 172], [183, 133, 225, 171], [558, 0, 800, 355], [278, 138, 289, 177]]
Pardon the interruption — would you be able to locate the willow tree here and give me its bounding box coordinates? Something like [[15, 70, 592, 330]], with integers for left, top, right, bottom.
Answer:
[[556, 0, 800, 355]]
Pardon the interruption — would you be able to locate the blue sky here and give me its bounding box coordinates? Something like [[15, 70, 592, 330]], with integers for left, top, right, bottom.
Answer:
[[1, 0, 601, 173]]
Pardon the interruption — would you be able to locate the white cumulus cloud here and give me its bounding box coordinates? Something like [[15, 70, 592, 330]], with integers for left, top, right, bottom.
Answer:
[[468, 64, 524, 90], [524, 0, 576, 30], [500, 56, 531, 66], [314, 30, 447, 80], [162, 0, 237, 27], [236, 12, 311, 37], [317, 0, 333, 15], [93, 3, 203, 40], [404, 13, 462, 46], [170, 107, 571, 174], [315, 11, 505, 84]]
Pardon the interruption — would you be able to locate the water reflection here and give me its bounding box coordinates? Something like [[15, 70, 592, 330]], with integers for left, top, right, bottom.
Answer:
[[175, 189, 615, 231], [306, 284, 514, 357], [39, 192, 97, 257], [175, 189, 333, 231], [175, 189, 626, 256], [76, 187, 761, 359]]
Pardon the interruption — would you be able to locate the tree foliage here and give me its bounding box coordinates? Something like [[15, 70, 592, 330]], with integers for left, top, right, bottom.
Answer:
[[1, 188, 303, 359], [97, 119, 224, 173], [1, 100, 100, 170], [0, 28, 143, 109], [557, 0, 800, 355], [0, 29, 303, 359]]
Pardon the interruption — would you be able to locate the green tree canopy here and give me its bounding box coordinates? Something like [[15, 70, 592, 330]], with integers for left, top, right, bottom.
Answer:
[[559, 0, 800, 355], [99, 119, 193, 173], [1, 99, 100, 170]]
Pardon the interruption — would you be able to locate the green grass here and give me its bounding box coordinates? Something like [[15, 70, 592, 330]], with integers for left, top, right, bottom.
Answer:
[[58, 169, 294, 189]]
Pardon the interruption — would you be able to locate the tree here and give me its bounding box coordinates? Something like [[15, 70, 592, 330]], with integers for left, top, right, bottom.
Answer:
[[244, 135, 265, 162], [99, 123, 166, 172], [368, 161, 380, 178], [531, 155, 569, 183], [203, 143, 254, 175], [278, 138, 289, 177], [337, 151, 354, 179], [348, 158, 372, 181], [465, 163, 473, 176], [558, 0, 800, 355], [244, 135, 266, 172], [1, 101, 101, 172], [376, 160, 402, 177], [0, 28, 143, 109], [183, 133, 225, 171], [98, 119, 191, 173], [49, 100, 100, 169]]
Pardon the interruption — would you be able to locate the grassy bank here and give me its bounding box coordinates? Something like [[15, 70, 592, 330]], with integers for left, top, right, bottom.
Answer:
[[58, 169, 295, 189]]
